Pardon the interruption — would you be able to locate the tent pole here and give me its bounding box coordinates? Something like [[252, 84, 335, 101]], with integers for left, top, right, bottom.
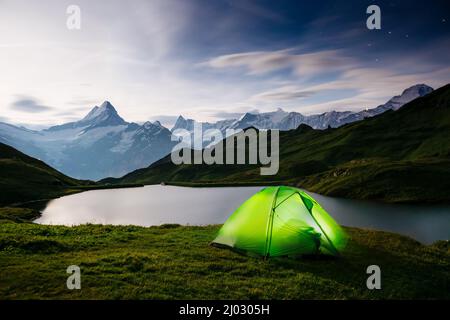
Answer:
[[264, 186, 280, 259], [299, 193, 340, 257]]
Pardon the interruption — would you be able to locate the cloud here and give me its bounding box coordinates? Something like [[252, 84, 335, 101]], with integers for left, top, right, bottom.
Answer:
[[209, 111, 245, 119], [67, 98, 100, 106], [283, 66, 450, 115], [248, 66, 448, 114], [52, 109, 85, 117], [200, 107, 261, 120], [204, 49, 357, 77], [251, 86, 316, 102], [10, 96, 53, 113]]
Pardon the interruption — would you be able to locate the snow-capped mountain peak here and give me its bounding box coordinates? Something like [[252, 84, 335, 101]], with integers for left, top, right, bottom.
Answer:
[[268, 107, 288, 122], [81, 101, 126, 128], [141, 121, 165, 132], [46, 101, 126, 132], [386, 84, 433, 110], [142, 121, 154, 128], [171, 115, 196, 132], [403, 84, 434, 97]]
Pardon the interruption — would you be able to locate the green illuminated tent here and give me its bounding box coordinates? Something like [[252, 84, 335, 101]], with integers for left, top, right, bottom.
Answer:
[[212, 186, 347, 257]]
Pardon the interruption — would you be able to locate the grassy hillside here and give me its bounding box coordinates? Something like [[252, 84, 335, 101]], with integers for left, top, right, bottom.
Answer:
[[106, 84, 450, 203], [0, 142, 94, 206], [0, 218, 448, 299]]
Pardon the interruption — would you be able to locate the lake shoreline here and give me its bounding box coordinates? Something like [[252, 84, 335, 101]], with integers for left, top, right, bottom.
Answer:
[[151, 181, 450, 205], [29, 185, 450, 244], [2, 183, 448, 244]]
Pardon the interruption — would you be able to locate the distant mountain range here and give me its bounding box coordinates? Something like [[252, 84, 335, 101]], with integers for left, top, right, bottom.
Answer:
[[0, 84, 433, 180], [172, 84, 434, 134]]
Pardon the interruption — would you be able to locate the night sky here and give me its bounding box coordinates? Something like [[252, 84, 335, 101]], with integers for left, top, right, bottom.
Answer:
[[1, 0, 449, 127]]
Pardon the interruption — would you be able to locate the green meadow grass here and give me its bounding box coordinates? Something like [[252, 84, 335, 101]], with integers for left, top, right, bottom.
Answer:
[[0, 214, 448, 300]]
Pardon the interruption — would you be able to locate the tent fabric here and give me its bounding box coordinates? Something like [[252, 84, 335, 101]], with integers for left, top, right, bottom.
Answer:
[[212, 186, 347, 257]]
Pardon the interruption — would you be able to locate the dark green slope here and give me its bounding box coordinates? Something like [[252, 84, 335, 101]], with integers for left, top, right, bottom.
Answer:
[[106, 84, 450, 203], [0, 142, 92, 206]]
